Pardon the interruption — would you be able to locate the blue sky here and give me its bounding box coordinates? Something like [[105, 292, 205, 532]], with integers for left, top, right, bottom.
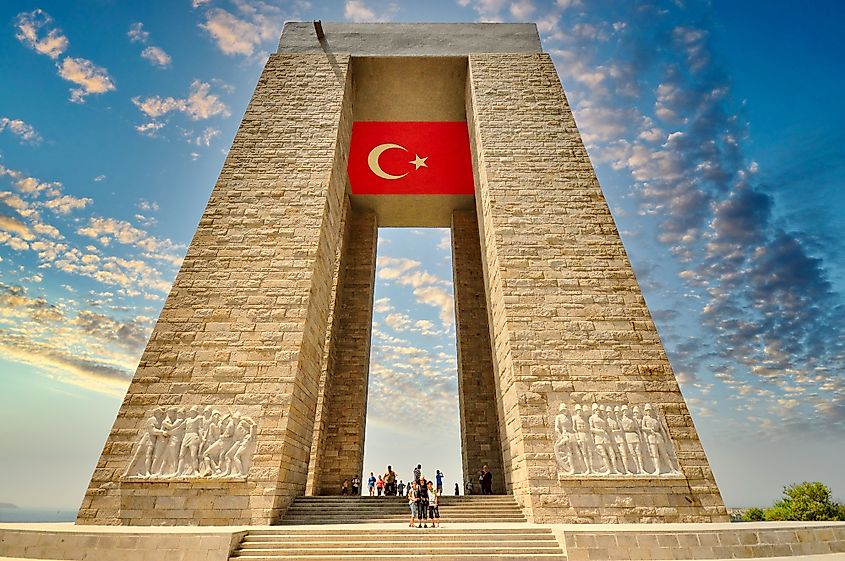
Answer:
[[0, 0, 843, 513]]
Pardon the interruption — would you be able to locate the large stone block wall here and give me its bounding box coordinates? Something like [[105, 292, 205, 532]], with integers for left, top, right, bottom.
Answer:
[[451, 209, 506, 493], [466, 53, 728, 523], [77, 52, 353, 525], [304, 198, 350, 496], [313, 208, 378, 494]]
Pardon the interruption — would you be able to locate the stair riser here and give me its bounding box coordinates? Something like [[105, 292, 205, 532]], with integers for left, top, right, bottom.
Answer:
[[232, 557, 566, 561], [241, 537, 557, 551]]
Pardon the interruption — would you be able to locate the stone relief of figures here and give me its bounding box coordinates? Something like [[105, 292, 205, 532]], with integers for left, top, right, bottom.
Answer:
[[124, 406, 258, 480], [553, 401, 681, 477]]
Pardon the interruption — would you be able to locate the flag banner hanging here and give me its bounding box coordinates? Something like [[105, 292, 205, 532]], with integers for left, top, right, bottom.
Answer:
[[348, 121, 475, 195]]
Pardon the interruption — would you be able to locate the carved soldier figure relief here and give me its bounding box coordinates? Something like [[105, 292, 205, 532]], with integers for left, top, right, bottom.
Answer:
[[124, 406, 258, 480], [552, 400, 682, 477]]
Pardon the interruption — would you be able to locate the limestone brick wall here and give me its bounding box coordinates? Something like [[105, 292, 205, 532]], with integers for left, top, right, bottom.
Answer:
[[77, 52, 353, 525], [313, 208, 378, 494], [0, 526, 240, 561], [305, 198, 350, 496], [451, 209, 506, 493], [557, 522, 845, 560], [466, 53, 727, 523]]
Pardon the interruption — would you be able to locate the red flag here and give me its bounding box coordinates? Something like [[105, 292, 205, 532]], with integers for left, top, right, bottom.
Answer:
[[348, 122, 475, 195]]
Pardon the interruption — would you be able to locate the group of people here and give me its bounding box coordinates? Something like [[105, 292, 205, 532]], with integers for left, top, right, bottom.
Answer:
[[464, 464, 494, 495]]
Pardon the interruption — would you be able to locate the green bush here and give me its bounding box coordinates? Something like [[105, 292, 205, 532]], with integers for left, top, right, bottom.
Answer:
[[740, 507, 765, 521], [760, 482, 843, 521]]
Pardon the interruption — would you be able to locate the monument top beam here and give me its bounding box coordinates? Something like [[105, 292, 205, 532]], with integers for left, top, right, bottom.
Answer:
[[277, 22, 542, 56]]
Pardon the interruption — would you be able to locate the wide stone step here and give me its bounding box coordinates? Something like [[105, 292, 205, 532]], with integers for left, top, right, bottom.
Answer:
[[231, 552, 566, 561], [241, 532, 558, 551], [247, 529, 550, 537]]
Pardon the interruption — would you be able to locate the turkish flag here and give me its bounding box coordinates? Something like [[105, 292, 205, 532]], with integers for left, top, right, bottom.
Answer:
[[348, 122, 475, 195]]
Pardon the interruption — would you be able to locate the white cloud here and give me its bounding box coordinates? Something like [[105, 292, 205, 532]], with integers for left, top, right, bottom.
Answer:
[[57, 57, 116, 103], [93, 175, 106, 182], [0, 117, 42, 144], [141, 46, 172, 68], [43, 194, 92, 215], [510, 0, 535, 20], [345, 1, 376, 22], [193, 126, 221, 146], [127, 22, 149, 43], [132, 80, 230, 123], [14, 9, 68, 59], [0, 216, 34, 240], [135, 121, 165, 136], [200, 1, 283, 58]]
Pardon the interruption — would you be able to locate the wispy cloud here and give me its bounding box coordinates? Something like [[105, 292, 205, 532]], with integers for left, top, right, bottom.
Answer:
[[199, 0, 284, 58], [15, 9, 115, 103], [14, 9, 68, 59], [132, 80, 230, 126], [0, 117, 42, 144], [127, 22, 172, 68]]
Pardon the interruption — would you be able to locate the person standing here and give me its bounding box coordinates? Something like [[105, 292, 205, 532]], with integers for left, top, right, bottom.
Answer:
[[427, 480, 441, 527], [465, 478, 474, 495], [385, 465, 397, 496], [341, 479, 349, 496], [481, 464, 493, 495], [398, 480, 405, 497], [413, 464, 421, 485], [351, 475, 360, 496], [368, 472, 376, 496], [454, 482, 460, 496], [417, 477, 430, 528], [435, 469, 444, 494], [376, 474, 385, 496], [407, 481, 419, 527]]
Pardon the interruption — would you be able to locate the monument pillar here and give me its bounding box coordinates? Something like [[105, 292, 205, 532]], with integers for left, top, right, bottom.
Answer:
[[77, 52, 353, 525], [311, 207, 378, 495], [466, 52, 726, 522], [451, 209, 506, 493]]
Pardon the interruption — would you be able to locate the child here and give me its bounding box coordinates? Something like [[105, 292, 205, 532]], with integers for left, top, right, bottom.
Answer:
[[428, 480, 440, 527], [368, 472, 376, 496], [407, 481, 419, 527]]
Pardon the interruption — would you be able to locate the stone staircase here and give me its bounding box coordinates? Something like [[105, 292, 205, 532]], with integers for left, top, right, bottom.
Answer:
[[278, 495, 526, 525], [229, 527, 566, 560]]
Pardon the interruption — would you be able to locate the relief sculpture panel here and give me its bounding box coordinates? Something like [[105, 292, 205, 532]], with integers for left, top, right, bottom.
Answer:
[[553, 401, 681, 478], [123, 405, 259, 480]]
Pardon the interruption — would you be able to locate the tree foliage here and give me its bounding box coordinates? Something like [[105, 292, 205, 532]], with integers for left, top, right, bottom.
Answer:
[[754, 482, 845, 521]]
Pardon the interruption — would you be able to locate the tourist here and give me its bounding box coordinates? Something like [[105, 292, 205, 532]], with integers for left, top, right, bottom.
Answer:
[[398, 480, 405, 497], [341, 479, 349, 496], [407, 481, 419, 527], [481, 464, 493, 495], [427, 480, 440, 527], [413, 464, 421, 484], [351, 475, 360, 496], [454, 483, 460, 496], [368, 472, 376, 496], [417, 477, 430, 528], [465, 479, 473, 495], [435, 469, 444, 494], [385, 465, 397, 496], [376, 474, 385, 496]]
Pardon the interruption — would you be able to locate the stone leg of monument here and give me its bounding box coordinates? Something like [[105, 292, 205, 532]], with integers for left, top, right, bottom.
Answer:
[[466, 53, 728, 523], [311, 208, 378, 495], [77, 52, 353, 525], [451, 209, 506, 494]]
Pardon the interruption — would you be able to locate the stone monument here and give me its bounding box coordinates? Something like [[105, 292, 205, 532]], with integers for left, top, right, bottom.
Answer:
[[77, 22, 727, 525]]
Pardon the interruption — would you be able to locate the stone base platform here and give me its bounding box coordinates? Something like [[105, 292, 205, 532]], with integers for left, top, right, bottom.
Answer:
[[1, 521, 843, 561]]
